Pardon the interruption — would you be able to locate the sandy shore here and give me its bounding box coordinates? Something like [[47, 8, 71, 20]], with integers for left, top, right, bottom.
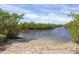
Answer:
[[0, 38, 79, 54]]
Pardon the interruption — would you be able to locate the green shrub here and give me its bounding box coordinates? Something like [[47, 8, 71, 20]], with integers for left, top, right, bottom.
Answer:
[[0, 8, 24, 43], [0, 34, 6, 43], [65, 13, 79, 43]]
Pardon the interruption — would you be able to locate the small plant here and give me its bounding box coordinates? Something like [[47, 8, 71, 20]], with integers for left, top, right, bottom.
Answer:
[[0, 34, 6, 43]]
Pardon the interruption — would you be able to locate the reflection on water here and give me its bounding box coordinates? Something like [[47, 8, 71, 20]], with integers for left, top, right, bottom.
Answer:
[[18, 27, 72, 41]]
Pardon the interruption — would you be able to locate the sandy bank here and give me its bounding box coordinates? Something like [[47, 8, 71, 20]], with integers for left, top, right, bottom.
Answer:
[[0, 38, 79, 54]]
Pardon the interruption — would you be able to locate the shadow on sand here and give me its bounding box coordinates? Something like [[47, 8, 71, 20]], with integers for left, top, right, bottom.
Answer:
[[0, 37, 35, 53]]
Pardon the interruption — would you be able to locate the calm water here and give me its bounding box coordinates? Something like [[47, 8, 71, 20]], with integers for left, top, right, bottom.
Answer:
[[18, 27, 72, 41]]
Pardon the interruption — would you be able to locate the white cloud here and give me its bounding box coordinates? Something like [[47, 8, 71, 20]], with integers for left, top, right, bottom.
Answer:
[[24, 13, 72, 24], [0, 4, 73, 24], [0, 4, 31, 14]]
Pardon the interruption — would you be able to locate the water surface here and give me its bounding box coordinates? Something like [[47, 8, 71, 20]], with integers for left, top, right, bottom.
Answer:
[[18, 27, 72, 41]]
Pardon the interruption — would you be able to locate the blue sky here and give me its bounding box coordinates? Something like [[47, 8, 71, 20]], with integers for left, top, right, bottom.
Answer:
[[0, 4, 79, 24]]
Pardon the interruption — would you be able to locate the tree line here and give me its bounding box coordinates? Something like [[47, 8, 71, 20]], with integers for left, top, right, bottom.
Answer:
[[19, 22, 62, 30]]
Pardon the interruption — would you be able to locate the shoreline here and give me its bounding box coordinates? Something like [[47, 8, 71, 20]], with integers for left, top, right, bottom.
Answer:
[[0, 38, 79, 54]]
